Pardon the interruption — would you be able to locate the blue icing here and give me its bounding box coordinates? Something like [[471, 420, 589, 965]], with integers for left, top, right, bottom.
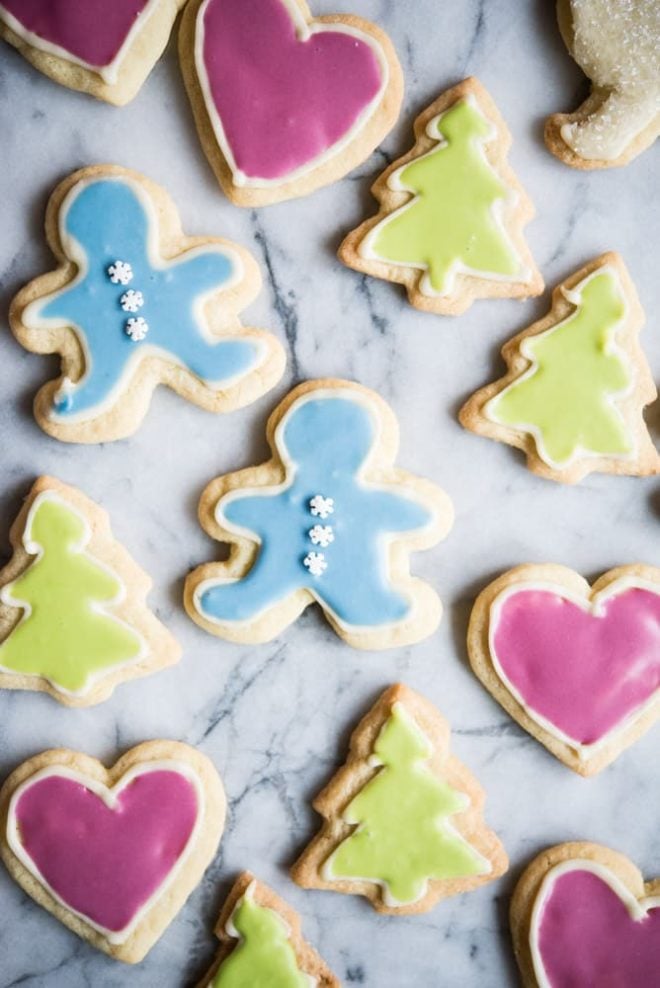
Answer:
[[37, 178, 258, 418], [199, 394, 432, 628]]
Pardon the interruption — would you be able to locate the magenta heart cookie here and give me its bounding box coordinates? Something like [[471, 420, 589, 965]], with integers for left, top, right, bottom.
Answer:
[[183, 0, 403, 205], [532, 865, 660, 986], [1, 742, 226, 962], [512, 844, 660, 988], [0, 0, 151, 77], [469, 565, 660, 774], [0, 0, 180, 104]]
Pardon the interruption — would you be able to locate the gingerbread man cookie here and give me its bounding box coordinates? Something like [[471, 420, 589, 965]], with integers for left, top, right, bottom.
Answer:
[[185, 380, 453, 649], [10, 165, 284, 443]]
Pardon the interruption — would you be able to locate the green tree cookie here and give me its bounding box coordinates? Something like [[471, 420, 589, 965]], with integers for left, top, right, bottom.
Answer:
[[326, 703, 488, 904], [370, 98, 521, 294], [488, 270, 631, 465], [0, 495, 143, 693], [212, 891, 309, 988]]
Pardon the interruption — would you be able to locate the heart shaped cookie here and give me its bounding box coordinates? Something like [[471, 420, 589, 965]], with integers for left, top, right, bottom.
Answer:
[[511, 842, 660, 988], [468, 564, 660, 775], [179, 0, 403, 205], [0, 0, 185, 104], [0, 741, 225, 963]]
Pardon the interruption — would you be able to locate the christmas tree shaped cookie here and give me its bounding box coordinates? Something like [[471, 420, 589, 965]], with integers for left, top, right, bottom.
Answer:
[[10, 165, 284, 443], [460, 253, 660, 483], [200, 873, 339, 987], [0, 477, 180, 706], [339, 77, 543, 315], [291, 684, 507, 913], [184, 380, 454, 649]]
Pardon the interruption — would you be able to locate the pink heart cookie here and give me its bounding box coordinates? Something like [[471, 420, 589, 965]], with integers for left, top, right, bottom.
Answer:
[[0, 742, 226, 962], [180, 0, 403, 205], [0, 0, 184, 104], [511, 843, 660, 988], [468, 564, 660, 774]]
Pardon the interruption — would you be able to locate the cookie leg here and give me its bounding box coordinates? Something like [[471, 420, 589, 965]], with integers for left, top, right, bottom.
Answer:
[[197, 562, 298, 624]]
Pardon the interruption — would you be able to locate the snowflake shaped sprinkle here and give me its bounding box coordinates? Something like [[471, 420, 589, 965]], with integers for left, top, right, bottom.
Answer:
[[309, 524, 334, 548], [303, 551, 327, 577], [310, 495, 334, 519], [125, 317, 149, 342], [107, 260, 134, 285], [120, 289, 144, 312]]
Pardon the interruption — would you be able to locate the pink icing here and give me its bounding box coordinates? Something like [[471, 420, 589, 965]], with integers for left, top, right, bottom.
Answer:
[[199, 0, 384, 180], [0, 0, 150, 68], [492, 586, 660, 745], [536, 868, 660, 986], [14, 769, 199, 933]]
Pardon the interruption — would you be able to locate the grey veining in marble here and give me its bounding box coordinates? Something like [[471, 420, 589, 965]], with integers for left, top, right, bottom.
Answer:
[[0, 1, 659, 985]]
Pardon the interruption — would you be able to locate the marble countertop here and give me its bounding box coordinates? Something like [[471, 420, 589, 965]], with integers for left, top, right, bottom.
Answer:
[[1, 1, 659, 985]]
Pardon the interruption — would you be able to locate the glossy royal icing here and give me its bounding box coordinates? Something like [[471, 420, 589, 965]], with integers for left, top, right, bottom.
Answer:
[[0, 0, 157, 84], [489, 577, 660, 759], [323, 703, 490, 905], [22, 175, 263, 425], [193, 0, 388, 186], [530, 861, 660, 987], [194, 389, 437, 632], [0, 492, 144, 696], [7, 762, 203, 943]]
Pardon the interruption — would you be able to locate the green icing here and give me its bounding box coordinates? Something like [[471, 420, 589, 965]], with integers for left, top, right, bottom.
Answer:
[[212, 892, 309, 988], [0, 494, 142, 693], [488, 270, 632, 466], [326, 703, 488, 905], [369, 98, 521, 294]]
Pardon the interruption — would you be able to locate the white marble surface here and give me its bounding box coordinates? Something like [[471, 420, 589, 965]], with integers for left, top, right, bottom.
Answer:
[[1, 1, 659, 985]]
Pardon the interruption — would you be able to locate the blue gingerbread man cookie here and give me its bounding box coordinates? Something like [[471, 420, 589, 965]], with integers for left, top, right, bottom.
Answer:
[[185, 380, 454, 649], [10, 165, 284, 442]]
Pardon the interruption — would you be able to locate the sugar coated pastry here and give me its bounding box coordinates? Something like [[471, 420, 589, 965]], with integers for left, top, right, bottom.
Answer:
[[0, 0, 186, 105], [546, 0, 660, 168], [291, 684, 507, 914], [459, 252, 660, 483], [10, 165, 284, 443], [0, 741, 225, 963], [179, 0, 403, 206], [184, 380, 454, 649], [511, 842, 660, 987], [0, 476, 180, 707], [468, 563, 660, 776], [340, 77, 543, 315], [198, 872, 339, 987]]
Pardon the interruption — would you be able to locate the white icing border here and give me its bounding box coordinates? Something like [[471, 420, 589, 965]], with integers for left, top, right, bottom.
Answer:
[[192, 387, 438, 635], [0, 490, 148, 697], [484, 265, 636, 469], [489, 575, 660, 760], [0, 0, 160, 85], [22, 175, 265, 425], [218, 880, 317, 987], [321, 702, 491, 906], [359, 93, 531, 296], [529, 859, 660, 988], [193, 0, 389, 188], [7, 760, 205, 944]]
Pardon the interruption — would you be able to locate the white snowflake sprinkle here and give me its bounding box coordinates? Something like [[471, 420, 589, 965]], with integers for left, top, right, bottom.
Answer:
[[108, 260, 134, 285], [310, 495, 334, 519], [120, 289, 144, 312], [309, 524, 334, 548], [125, 316, 149, 342], [303, 552, 327, 577]]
